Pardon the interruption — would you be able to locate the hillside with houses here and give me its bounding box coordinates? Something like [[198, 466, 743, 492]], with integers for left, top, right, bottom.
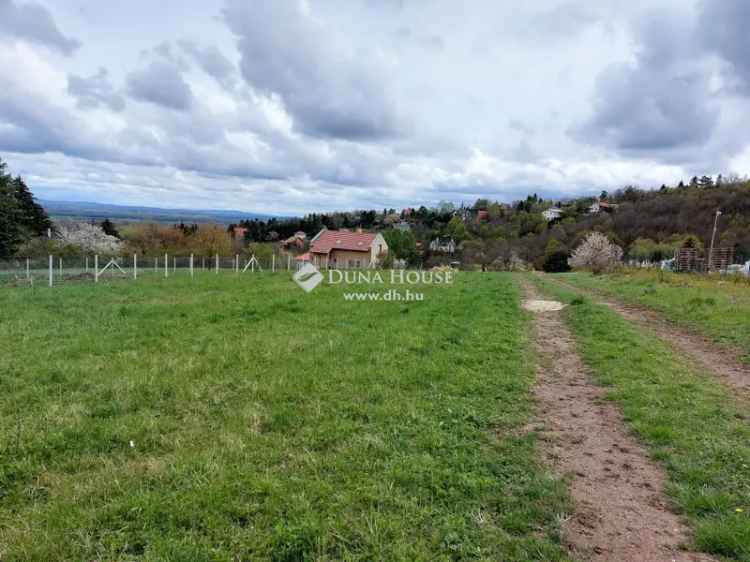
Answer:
[[224, 175, 750, 272]]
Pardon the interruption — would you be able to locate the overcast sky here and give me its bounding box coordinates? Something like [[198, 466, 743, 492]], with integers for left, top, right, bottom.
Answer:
[[1, 0, 749, 214]]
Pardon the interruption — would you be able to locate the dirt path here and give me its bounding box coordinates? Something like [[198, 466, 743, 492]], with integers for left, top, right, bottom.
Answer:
[[523, 282, 715, 562], [547, 275, 750, 394]]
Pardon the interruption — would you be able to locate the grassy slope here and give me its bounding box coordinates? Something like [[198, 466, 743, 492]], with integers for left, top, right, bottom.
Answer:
[[557, 270, 750, 363], [531, 274, 750, 561], [0, 273, 570, 561]]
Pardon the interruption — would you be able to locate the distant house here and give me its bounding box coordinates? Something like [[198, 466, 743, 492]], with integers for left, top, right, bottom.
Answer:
[[542, 208, 563, 222], [588, 201, 618, 214], [309, 228, 388, 269], [476, 210, 489, 222], [231, 226, 247, 239], [282, 231, 307, 250], [394, 221, 412, 232], [429, 237, 457, 254]]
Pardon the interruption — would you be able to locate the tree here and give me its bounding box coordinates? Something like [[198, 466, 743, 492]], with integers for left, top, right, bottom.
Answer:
[[101, 218, 120, 239], [382, 229, 417, 264], [0, 158, 52, 257], [568, 232, 623, 274], [12, 177, 52, 237], [541, 239, 570, 272], [698, 175, 714, 189]]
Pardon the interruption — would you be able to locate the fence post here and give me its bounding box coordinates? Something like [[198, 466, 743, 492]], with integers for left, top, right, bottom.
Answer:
[[190, 254, 194, 278], [215, 254, 219, 273], [85, 256, 89, 273], [235, 254, 239, 273], [173, 256, 176, 273], [94, 255, 99, 283], [287, 254, 291, 271], [133, 254, 138, 280], [59, 257, 62, 279], [48, 255, 53, 287], [272, 254, 276, 273], [26, 258, 30, 280], [165, 253, 169, 278]]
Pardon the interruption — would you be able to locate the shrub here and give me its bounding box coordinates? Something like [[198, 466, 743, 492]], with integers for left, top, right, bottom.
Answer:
[[568, 232, 623, 274]]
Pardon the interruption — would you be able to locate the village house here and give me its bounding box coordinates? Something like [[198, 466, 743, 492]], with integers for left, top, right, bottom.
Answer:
[[308, 228, 388, 269], [429, 237, 457, 254], [542, 208, 563, 221], [281, 231, 307, 250], [588, 201, 618, 214]]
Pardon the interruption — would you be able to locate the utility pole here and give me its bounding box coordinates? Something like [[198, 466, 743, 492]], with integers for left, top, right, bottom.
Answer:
[[708, 209, 722, 272]]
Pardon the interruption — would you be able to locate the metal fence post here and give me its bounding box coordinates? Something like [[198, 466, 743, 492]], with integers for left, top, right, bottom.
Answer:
[[165, 253, 168, 278], [190, 254, 194, 278], [59, 257, 62, 279], [48, 255, 53, 287], [272, 254, 275, 273], [215, 254, 219, 273], [94, 254, 99, 283], [26, 258, 30, 280], [133, 254, 138, 280]]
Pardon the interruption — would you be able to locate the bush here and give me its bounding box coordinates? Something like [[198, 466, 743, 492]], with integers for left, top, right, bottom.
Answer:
[[569, 232, 623, 274]]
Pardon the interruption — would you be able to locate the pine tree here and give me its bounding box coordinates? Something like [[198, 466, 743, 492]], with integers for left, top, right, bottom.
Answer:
[[12, 176, 52, 237], [101, 218, 120, 238]]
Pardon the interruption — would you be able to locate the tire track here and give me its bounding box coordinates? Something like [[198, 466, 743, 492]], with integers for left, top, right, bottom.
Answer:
[[523, 281, 715, 562], [547, 275, 750, 394]]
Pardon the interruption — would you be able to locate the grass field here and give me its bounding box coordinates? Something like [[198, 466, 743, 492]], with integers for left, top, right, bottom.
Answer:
[[557, 269, 750, 363], [0, 273, 571, 561], [531, 274, 750, 561]]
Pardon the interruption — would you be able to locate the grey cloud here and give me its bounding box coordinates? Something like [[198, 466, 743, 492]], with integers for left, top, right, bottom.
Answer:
[[574, 10, 718, 152], [223, 0, 400, 140], [126, 60, 194, 111], [68, 68, 126, 112], [0, 0, 80, 54], [700, 0, 750, 93], [178, 40, 237, 89]]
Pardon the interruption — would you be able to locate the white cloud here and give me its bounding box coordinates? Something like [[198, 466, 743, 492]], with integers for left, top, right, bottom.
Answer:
[[1, 0, 749, 214]]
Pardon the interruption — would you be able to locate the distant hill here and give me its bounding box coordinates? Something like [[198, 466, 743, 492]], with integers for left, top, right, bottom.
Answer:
[[41, 200, 287, 225]]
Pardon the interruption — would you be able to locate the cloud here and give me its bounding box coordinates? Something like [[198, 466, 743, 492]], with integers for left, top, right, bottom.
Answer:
[[68, 68, 126, 112], [223, 0, 400, 140], [178, 40, 237, 89], [699, 0, 750, 93], [574, 9, 719, 153], [126, 60, 194, 111], [0, 0, 80, 54]]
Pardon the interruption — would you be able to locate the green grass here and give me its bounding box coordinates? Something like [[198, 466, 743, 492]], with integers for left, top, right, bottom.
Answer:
[[556, 269, 750, 363], [531, 274, 750, 561], [0, 272, 571, 561]]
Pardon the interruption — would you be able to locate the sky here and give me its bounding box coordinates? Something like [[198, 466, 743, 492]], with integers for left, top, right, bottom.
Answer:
[[1, 0, 750, 215]]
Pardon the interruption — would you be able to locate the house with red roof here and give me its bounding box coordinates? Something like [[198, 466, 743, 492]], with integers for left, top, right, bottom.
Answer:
[[308, 228, 388, 269]]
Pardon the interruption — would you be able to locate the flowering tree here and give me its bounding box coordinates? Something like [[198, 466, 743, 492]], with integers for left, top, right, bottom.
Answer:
[[568, 232, 623, 274], [56, 222, 122, 255]]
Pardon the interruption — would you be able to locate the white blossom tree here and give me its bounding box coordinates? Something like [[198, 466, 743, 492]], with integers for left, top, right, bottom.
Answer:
[[568, 232, 623, 274], [56, 222, 122, 255]]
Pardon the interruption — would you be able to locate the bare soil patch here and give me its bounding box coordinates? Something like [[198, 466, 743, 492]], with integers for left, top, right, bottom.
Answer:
[[524, 282, 716, 562], [522, 299, 566, 312]]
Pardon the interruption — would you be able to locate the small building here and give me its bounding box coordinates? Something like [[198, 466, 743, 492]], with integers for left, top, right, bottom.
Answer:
[[429, 237, 457, 254], [542, 208, 563, 221], [231, 226, 248, 239], [282, 231, 307, 250], [309, 228, 388, 269], [394, 221, 412, 232], [588, 201, 618, 214], [476, 210, 489, 222]]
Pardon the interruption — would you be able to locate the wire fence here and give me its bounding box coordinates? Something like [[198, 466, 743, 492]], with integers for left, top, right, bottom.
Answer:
[[0, 253, 303, 288]]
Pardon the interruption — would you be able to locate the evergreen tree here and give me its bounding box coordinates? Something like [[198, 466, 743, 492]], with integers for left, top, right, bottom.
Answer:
[[101, 218, 120, 238], [11, 176, 52, 237]]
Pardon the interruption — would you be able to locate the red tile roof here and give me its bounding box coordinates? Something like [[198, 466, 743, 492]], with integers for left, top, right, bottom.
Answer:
[[310, 229, 377, 254]]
